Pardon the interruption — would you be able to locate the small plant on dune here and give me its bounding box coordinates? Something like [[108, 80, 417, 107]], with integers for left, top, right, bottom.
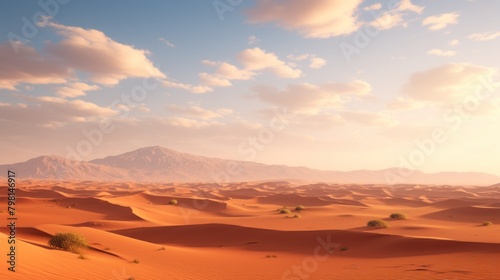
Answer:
[[279, 208, 291, 215], [390, 213, 407, 220], [78, 253, 87, 260], [132, 259, 140, 264], [158, 246, 166, 251], [367, 219, 389, 228], [295, 205, 306, 212], [482, 221, 493, 226], [169, 199, 178, 205], [104, 247, 111, 251], [128, 277, 136, 280], [266, 254, 277, 258], [340, 247, 348, 252], [292, 214, 301, 218], [48, 232, 88, 253]]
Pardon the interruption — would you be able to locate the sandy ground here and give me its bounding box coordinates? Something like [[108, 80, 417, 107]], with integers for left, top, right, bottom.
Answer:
[[0, 180, 499, 279]]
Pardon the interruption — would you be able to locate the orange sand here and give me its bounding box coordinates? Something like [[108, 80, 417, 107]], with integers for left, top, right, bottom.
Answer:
[[0, 180, 499, 279]]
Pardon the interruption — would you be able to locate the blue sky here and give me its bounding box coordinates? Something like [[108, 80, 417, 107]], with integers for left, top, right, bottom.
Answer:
[[1, 0, 499, 178]]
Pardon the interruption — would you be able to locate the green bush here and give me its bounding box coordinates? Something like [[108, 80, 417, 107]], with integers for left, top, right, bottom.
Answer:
[[48, 232, 88, 253], [482, 221, 493, 226], [295, 205, 306, 212], [390, 213, 407, 220], [367, 220, 389, 228], [169, 199, 178, 205], [279, 208, 291, 214]]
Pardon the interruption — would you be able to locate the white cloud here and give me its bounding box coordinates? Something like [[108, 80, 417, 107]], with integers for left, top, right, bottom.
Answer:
[[402, 63, 498, 103], [163, 80, 212, 94], [210, 62, 255, 81], [245, 0, 363, 38], [288, 54, 327, 69], [397, 0, 424, 14], [363, 3, 382, 11], [422, 12, 459, 31], [254, 80, 372, 114], [0, 42, 70, 90], [468, 31, 500, 41], [368, 0, 424, 31], [43, 21, 165, 85], [309, 57, 327, 69], [248, 35, 260, 45], [238, 47, 302, 78], [370, 12, 405, 30], [2, 20, 167, 91], [165, 48, 301, 93], [0, 96, 116, 128], [195, 62, 255, 88], [56, 82, 100, 98], [449, 39, 459, 46], [426, 49, 457, 57]]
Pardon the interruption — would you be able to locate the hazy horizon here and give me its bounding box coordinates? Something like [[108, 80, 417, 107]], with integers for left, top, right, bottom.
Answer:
[[0, 145, 499, 179]]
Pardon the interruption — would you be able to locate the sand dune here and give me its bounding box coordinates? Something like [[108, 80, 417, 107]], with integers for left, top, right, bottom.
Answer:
[[0, 180, 499, 280], [112, 223, 500, 257], [422, 206, 500, 222]]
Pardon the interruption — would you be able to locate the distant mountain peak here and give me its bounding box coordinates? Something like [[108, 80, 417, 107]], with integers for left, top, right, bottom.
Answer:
[[1, 147, 499, 185]]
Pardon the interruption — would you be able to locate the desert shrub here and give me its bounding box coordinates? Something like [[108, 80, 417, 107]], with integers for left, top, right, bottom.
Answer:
[[482, 221, 493, 226], [132, 259, 140, 264], [390, 213, 407, 220], [340, 247, 348, 252], [48, 232, 88, 253], [367, 220, 389, 228], [78, 253, 87, 260], [169, 199, 178, 205], [295, 205, 306, 212], [279, 208, 291, 214], [292, 214, 301, 218]]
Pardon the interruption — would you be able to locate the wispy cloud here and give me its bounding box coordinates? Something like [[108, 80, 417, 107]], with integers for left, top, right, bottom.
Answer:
[[247, 35, 260, 45], [402, 63, 498, 103], [287, 53, 327, 69], [422, 12, 459, 31], [159, 37, 176, 47], [56, 82, 100, 98], [426, 49, 457, 57], [468, 31, 500, 41], [254, 80, 371, 114], [164, 47, 302, 93]]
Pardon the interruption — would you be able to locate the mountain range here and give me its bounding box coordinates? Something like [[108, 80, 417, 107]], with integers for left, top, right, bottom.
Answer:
[[1, 146, 499, 185]]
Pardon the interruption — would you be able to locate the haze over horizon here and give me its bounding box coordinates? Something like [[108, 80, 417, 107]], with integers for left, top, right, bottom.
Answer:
[[1, 1, 499, 176]]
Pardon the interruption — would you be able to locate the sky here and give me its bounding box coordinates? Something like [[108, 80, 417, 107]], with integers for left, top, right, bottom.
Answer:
[[0, 0, 499, 176]]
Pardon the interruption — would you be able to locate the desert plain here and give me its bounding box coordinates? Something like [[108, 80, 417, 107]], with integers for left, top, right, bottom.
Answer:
[[0, 180, 499, 280]]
